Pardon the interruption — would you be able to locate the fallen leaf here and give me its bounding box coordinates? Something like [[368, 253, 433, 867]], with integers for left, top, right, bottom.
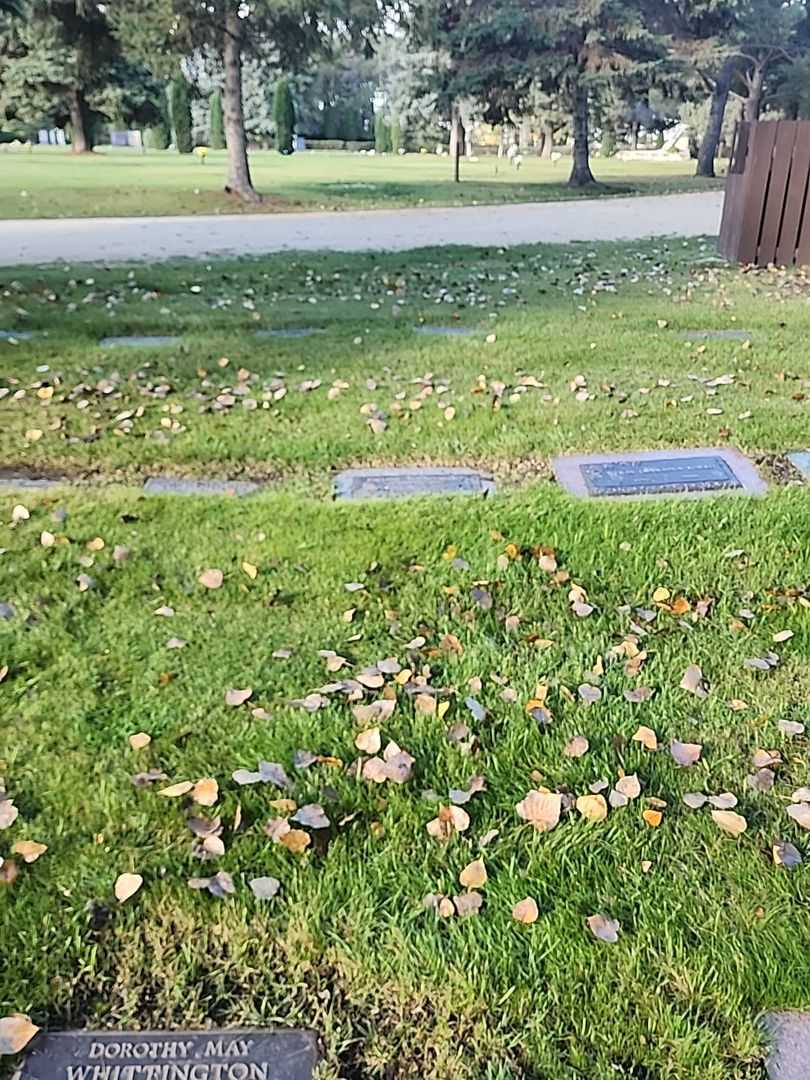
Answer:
[[773, 841, 802, 868], [516, 790, 561, 832], [355, 728, 382, 754], [512, 897, 539, 924], [773, 629, 794, 643], [187, 870, 235, 898], [0, 799, 20, 829], [280, 829, 311, 854], [192, 778, 219, 806], [114, 872, 143, 903], [563, 735, 589, 758], [711, 810, 747, 836], [615, 774, 641, 800], [787, 804, 810, 829], [623, 687, 653, 704], [242, 561, 258, 580], [683, 792, 707, 809], [752, 748, 781, 768], [578, 683, 602, 705], [632, 726, 658, 751], [11, 841, 47, 864], [642, 809, 662, 828], [128, 732, 151, 750], [458, 859, 487, 889], [158, 781, 193, 798], [426, 804, 470, 840], [576, 794, 608, 823], [670, 740, 702, 767], [680, 664, 709, 698], [225, 687, 252, 707], [779, 719, 804, 737], [291, 804, 330, 829], [586, 914, 620, 943], [708, 792, 737, 810], [0, 1015, 39, 1056], [198, 568, 224, 589], [452, 892, 483, 917], [249, 876, 281, 900]]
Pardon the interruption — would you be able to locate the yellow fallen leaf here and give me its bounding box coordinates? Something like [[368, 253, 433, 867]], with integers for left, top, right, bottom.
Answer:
[[632, 725, 658, 751], [458, 859, 487, 889], [158, 781, 193, 798], [192, 778, 219, 806], [87, 537, 105, 552], [114, 872, 144, 903], [241, 561, 258, 580], [280, 829, 311, 854], [12, 840, 47, 864], [652, 586, 670, 603], [576, 794, 608, 823], [642, 809, 663, 828], [516, 790, 561, 832], [0, 1014, 40, 1055], [711, 810, 747, 837], [128, 732, 151, 750], [25, 429, 43, 442], [512, 897, 539, 924]]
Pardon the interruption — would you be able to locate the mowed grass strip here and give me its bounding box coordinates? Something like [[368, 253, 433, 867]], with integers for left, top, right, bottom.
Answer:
[[0, 147, 723, 219], [1, 485, 810, 1080], [1, 239, 809, 483]]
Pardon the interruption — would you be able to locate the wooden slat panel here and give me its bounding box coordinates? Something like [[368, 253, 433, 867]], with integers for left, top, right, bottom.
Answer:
[[736, 121, 779, 263], [719, 123, 751, 261], [777, 128, 810, 266], [759, 121, 798, 264], [797, 189, 810, 266]]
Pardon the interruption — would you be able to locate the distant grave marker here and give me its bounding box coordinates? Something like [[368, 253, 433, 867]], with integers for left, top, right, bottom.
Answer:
[[551, 448, 766, 499], [0, 330, 33, 341], [255, 328, 324, 339], [15, 1029, 319, 1080], [335, 467, 495, 500], [0, 476, 62, 490], [99, 336, 181, 348], [413, 325, 477, 337], [678, 329, 753, 342], [787, 451, 810, 480], [763, 1012, 810, 1080], [144, 477, 260, 497]]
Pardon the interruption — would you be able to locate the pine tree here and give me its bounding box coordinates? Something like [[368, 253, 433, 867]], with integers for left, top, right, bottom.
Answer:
[[389, 116, 403, 152], [209, 90, 225, 148], [273, 76, 295, 153], [170, 75, 193, 152]]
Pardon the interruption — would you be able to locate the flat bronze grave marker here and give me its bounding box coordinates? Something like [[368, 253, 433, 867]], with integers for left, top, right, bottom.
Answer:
[[99, 336, 181, 348], [335, 467, 494, 500], [551, 448, 766, 499], [787, 451, 810, 479], [14, 1028, 319, 1080], [144, 477, 260, 497]]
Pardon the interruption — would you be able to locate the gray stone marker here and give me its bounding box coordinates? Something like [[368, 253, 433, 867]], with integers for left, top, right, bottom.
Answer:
[[0, 477, 62, 490], [787, 451, 810, 480], [413, 325, 478, 337], [255, 328, 324, 339], [144, 477, 260, 497], [551, 448, 766, 499], [335, 466, 495, 500], [763, 1011, 810, 1080], [14, 1029, 319, 1080], [679, 329, 753, 342], [99, 336, 182, 348], [0, 329, 33, 341]]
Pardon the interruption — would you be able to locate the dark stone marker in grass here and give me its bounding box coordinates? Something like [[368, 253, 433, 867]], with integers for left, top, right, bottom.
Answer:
[[99, 336, 182, 348], [763, 1012, 810, 1080], [787, 451, 810, 479], [255, 328, 324, 339], [0, 329, 33, 341], [413, 325, 478, 337], [0, 477, 62, 490], [15, 1029, 319, 1080], [551, 448, 766, 499], [335, 467, 495, 500], [144, 477, 260, 497], [678, 329, 753, 341]]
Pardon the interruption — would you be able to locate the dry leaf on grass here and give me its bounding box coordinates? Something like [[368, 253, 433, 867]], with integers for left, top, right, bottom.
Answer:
[[680, 664, 709, 698], [128, 732, 151, 750], [452, 892, 483, 917], [642, 809, 662, 828], [198, 568, 224, 590], [516, 790, 561, 832], [0, 1015, 39, 1056], [711, 810, 747, 836], [615, 774, 641, 800], [192, 778, 219, 807], [773, 841, 802, 868], [787, 804, 810, 830], [632, 726, 658, 751], [158, 781, 193, 798], [291, 804, 330, 829], [188, 870, 235, 898], [576, 794, 608, 823], [563, 735, 589, 758], [670, 740, 702, 767], [426, 804, 470, 840], [114, 872, 143, 903], [458, 859, 487, 889], [280, 829, 311, 854], [11, 841, 47, 864], [249, 876, 280, 900], [512, 897, 539, 924], [0, 800, 20, 830], [586, 914, 620, 943], [225, 687, 252, 707], [355, 728, 381, 754]]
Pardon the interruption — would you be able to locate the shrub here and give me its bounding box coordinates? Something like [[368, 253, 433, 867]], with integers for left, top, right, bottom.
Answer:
[[144, 124, 170, 150], [170, 77, 193, 154], [390, 118, 403, 154], [374, 114, 390, 153], [273, 78, 295, 155]]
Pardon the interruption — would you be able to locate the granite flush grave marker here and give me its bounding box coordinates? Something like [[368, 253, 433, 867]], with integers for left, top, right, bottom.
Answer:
[[144, 477, 260, 497], [335, 467, 495, 500], [763, 1011, 810, 1080], [787, 451, 810, 480], [0, 330, 34, 341], [551, 448, 766, 499], [14, 1028, 319, 1080], [99, 336, 182, 348], [255, 328, 324, 340], [413, 325, 477, 337], [678, 330, 753, 342]]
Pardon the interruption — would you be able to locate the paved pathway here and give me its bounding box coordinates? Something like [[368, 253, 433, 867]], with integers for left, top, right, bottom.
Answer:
[[0, 191, 723, 265]]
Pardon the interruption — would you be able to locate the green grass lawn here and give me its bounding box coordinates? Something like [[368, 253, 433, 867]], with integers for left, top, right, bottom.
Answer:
[[2, 240, 810, 1080], [0, 146, 724, 218]]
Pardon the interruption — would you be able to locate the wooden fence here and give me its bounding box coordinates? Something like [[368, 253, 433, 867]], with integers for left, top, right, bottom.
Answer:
[[719, 120, 810, 267]]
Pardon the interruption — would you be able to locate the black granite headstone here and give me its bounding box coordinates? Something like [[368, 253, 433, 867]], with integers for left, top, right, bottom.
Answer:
[[15, 1029, 319, 1080], [581, 455, 742, 496]]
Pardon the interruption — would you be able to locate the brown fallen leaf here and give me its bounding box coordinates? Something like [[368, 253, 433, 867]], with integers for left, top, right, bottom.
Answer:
[[670, 740, 702, 767], [0, 1014, 40, 1056], [187, 870, 235, 898], [280, 829, 311, 854], [458, 859, 487, 889], [128, 732, 151, 751], [158, 781, 193, 798], [192, 778, 219, 807], [632, 726, 658, 751], [711, 810, 747, 836], [225, 687, 252, 707], [426, 804, 470, 840], [680, 664, 709, 698], [576, 794, 608, 823], [516, 790, 561, 832], [787, 804, 810, 830], [563, 735, 589, 758], [0, 799, 20, 830], [512, 897, 539, 924], [11, 840, 47, 864], [114, 872, 144, 903], [586, 913, 620, 943], [642, 809, 662, 828], [198, 568, 224, 590], [355, 728, 382, 754], [615, 774, 641, 800]]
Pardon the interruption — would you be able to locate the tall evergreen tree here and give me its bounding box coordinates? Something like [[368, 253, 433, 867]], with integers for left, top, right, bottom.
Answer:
[[170, 74, 193, 152], [273, 76, 294, 153], [209, 89, 225, 148]]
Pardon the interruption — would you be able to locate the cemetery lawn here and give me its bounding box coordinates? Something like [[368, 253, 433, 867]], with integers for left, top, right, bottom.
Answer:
[[0, 146, 724, 219], [2, 239, 810, 1080]]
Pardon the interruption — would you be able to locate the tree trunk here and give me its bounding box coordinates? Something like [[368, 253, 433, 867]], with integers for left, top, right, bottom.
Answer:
[[631, 122, 640, 150], [569, 81, 596, 186], [744, 64, 765, 122], [223, 12, 261, 202], [450, 105, 465, 182], [540, 123, 553, 159], [68, 87, 91, 154], [696, 58, 736, 178]]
